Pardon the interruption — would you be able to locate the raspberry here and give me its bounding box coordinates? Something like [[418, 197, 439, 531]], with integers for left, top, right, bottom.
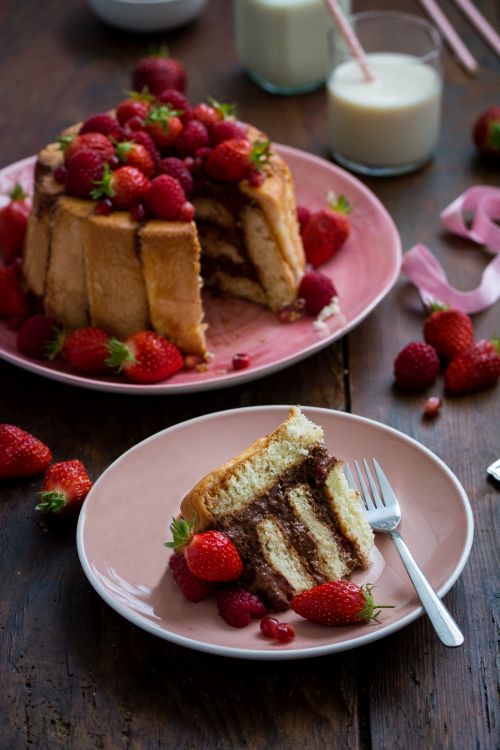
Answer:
[[65, 150, 108, 199], [79, 114, 120, 136], [144, 175, 186, 220], [158, 89, 190, 113], [297, 205, 311, 229], [17, 314, 60, 360], [158, 157, 194, 197], [211, 119, 248, 146], [175, 120, 210, 156], [217, 586, 266, 628], [297, 271, 337, 317], [393, 341, 440, 390], [169, 553, 215, 603]]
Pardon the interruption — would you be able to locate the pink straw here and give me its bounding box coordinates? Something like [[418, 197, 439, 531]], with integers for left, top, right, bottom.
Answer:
[[323, 0, 375, 82], [417, 0, 479, 75], [453, 0, 500, 58]]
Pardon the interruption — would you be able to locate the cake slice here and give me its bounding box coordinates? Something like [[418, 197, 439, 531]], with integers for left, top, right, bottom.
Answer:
[[180, 407, 374, 610]]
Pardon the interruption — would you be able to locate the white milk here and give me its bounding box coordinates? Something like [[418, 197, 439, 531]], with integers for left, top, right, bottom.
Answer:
[[327, 52, 442, 169], [235, 0, 350, 93]]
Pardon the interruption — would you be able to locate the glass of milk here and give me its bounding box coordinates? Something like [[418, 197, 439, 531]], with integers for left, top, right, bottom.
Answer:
[[327, 11, 443, 176], [234, 0, 350, 95]]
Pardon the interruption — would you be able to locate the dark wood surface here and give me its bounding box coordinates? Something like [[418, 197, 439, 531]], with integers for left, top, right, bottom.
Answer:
[[1, 0, 499, 748]]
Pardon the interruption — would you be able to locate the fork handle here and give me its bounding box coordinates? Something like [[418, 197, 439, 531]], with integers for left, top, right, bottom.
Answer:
[[388, 529, 464, 647]]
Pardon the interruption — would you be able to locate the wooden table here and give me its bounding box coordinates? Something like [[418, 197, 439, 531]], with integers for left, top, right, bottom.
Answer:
[[1, 0, 499, 747]]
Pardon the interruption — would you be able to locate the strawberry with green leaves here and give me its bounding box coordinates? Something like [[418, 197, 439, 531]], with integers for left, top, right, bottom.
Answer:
[[444, 339, 500, 394], [60, 132, 115, 163], [301, 193, 351, 268], [36, 459, 92, 515], [291, 581, 391, 626], [144, 104, 184, 150], [132, 48, 186, 95], [62, 326, 113, 375], [106, 330, 184, 383], [0, 184, 31, 264], [0, 424, 52, 480], [205, 138, 270, 182], [423, 303, 474, 361], [91, 164, 149, 210], [166, 515, 244, 582], [115, 140, 156, 178]]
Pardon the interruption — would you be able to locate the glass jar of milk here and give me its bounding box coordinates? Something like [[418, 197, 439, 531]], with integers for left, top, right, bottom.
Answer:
[[327, 12, 443, 176], [234, 0, 350, 95]]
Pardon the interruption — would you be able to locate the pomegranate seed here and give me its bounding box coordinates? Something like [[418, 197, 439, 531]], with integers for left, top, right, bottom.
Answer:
[[424, 396, 442, 417], [179, 201, 195, 221], [108, 155, 120, 169], [260, 616, 279, 638], [184, 156, 196, 172], [95, 199, 113, 216], [195, 146, 212, 159], [275, 622, 296, 643], [232, 353, 251, 370], [248, 170, 265, 188], [130, 203, 146, 222], [54, 165, 67, 184]]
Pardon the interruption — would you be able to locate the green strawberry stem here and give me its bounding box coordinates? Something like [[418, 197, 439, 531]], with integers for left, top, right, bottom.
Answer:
[[488, 122, 500, 149], [208, 97, 237, 120], [105, 338, 136, 372], [35, 490, 67, 513], [148, 43, 170, 58], [45, 327, 66, 361], [164, 514, 195, 549], [358, 583, 394, 623], [125, 88, 156, 104], [9, 183, 27, 201], [250, 140, 271, 172], [90, 163, 114, 201], [326, 190, 352, 215], [57, 134, 75, 153], [115, 141, 134, 161], [146, 104, 182, 132], [426, 301, 449, 314]]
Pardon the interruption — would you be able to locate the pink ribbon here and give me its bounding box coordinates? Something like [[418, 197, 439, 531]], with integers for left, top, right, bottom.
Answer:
[[401, 186, 500, 313]]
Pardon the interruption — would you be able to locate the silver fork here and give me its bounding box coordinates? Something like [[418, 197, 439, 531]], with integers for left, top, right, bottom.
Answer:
[[346, 458, 464, 647]]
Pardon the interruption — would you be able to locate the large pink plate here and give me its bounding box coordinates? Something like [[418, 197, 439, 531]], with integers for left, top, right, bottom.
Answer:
[[0, 149, 401, 394], [77, 406, 473, 660]]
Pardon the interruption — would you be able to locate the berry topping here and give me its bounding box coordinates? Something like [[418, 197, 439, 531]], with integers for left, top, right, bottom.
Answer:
[[61, 132, 115, 163], [0, 424, 52, 480], [168, 552, 215, 602], [158, 88, 190, 112], [158, 156, 194, 197], [64, 149, 108, 199], [232, 352, 251, 370], [36, 459, 92, 515], [291, 581, 391, 626], [79, 114, 121, 137], [0, 263, 30, 318], [166, 517, 244, 582], [63, 326, 112, 375], [144, 174, 186, 220], [16, 314, 61, 360], [129, 130, 160, 168], [444, 339, 500, 394], [217, 586, 266, 628], [423, 304, 474, 361], [106, 330, 184, 384], [179, 201, 195, 222], [116, 96, 151, 126], [297, 270, 337, 317], [175, 119, 210, 156], [115, 140, 156, 177], [205, 138, 270, 182], [91, 164, 149, 210], [144, 104, 184, 150], [132, 48, 186, 95], [94, 199, 113, 216], [211, 119, 248, 146], [130, 203, 146, 222], [393, 341, 440, 390]]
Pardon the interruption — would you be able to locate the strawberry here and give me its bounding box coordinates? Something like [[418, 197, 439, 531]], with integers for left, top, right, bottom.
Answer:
[[129, 130, 160, 168], [205, 138, 270, 182], [423, 304, 474, 361], [158, 88, 190, 113], [144, 104, 184, 150], [144, 174, 186, 220], [472, 106, 500, 160], [116, 95, 152, 126], [17, 314, 61, 360], [0, 424, 52, 480], [301, 194, 351, 268], [35, 459, 92, 515], [132, 49, 186, 95], [174, 120, 210, 156], [0, 263, 30, 318], [91, 164, 149, 210], [65, 150, 108, 199], [158, 157, 194, 197], [63, 326, 112, 374], [184, 102, 221, 128], [0, 184, 31, 264], [393, 341, 440, 390], [291, 581, 390, 626], [106, 330, 183, 383], [115, 141, 155, 178], [296, 205, 311, 230], [168, 552, 215, 602], [444, 339, 500, 394], [61, 132, 115, 163], [210, 119, 248, 146], [297, 271, 337, 317], [217, 586, 266, 627], [165, 516, 244, 582], [79, 114, 121, 137]]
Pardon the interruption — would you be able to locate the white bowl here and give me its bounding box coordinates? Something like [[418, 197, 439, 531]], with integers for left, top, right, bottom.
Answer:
[[88, 0, 208, 33]]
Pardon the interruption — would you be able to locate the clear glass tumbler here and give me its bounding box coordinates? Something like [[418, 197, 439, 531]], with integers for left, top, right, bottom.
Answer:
[[327, 11, 443, 176]]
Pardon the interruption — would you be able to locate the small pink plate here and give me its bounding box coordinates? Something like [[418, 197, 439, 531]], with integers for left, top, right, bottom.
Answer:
[[77, 406, 473, 660], [0, 147, 401, 395]]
